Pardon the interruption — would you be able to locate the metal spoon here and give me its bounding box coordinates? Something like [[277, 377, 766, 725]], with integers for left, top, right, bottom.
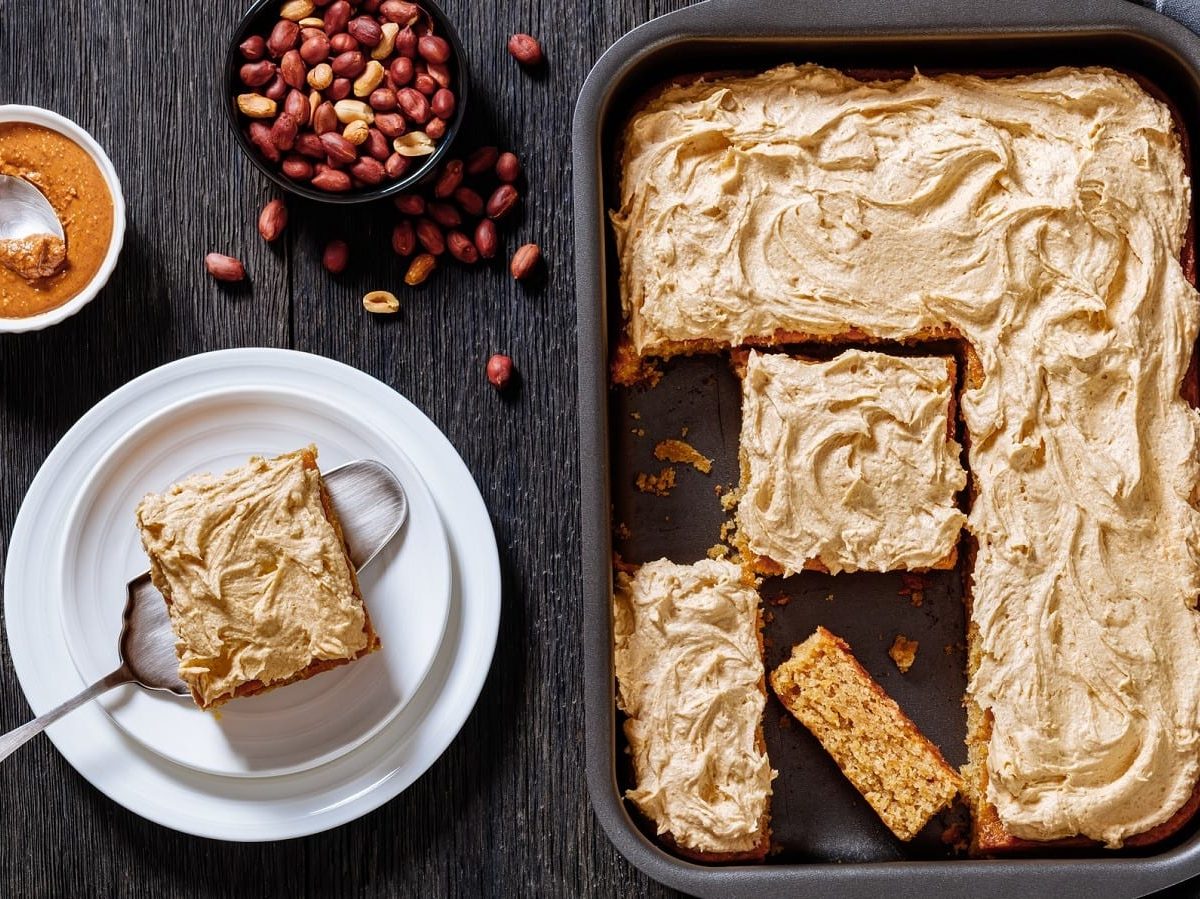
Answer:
[[0, 459, 408, 763], [0, 174, 64, 242]]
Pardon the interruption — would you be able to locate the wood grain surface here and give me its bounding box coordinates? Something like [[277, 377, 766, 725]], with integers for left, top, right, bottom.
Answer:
[[0, 1, 690, 896], [2, 2, 1198, 898]]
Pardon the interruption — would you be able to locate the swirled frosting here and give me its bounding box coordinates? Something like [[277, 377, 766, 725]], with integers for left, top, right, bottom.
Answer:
[[136, 447, 370, 708], [613, 558, 775, 853], [614, 64, 1200, 846], [739, 349, 966, 574]]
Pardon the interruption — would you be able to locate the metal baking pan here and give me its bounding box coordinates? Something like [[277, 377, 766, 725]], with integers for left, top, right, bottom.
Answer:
[[573, 0, 1200, 895]]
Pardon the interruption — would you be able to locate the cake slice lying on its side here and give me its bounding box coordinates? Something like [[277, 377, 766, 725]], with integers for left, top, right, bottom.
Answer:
[[136, 446, 380, 710], [735, 349, 966, 576], [770, 627, 961, 841], [613, 558, 775, 862]]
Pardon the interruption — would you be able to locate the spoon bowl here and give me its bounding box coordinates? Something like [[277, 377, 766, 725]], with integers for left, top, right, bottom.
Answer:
[[0, 174, 64, 242]]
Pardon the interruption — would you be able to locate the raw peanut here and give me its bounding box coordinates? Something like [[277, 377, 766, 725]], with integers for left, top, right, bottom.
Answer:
[[466, 146, 499, 176], [393, 193, 424, 215], [495, 151, 520, 183], [486, 184, 519, 219], [447, 230, 478, 264], [365, 127, 390, 160], [427, 62, 451, 89], [353, 60, 386, 97], [404, 253, 436, 285], [416, 218, 445, 255], [374, 112, 406, 138], [312, 168, 352, 191], [307, 62, 333, 89], [425, 117, 446, 140], [267, 19, 300, 57], [205, 253, 245, 282], [384, 152, 409, 179], [430, 88, 455, 120], [510, 243, 541, 279], [323, 239, 350, 273], [264, 74, 288, 101], [270, 112, 299, 150], [320, 131, 358, 164], [300, 26, 324, 42], [350, 155, 385, 184], [388, 56, 414, 86], [300, 33, 330, 65], [369, 87, 397, 111], [418, 35, 450, 64], [393, 131, 434, 156], [299, 17, 324, 28], [280, 0, 314, 21], [413, 73, 436, 96], [396, 88, 429, 123], [249, 121, 281, 162], [328, 78, 352, 101], [284, 89, 310, 126], [314, 101, 338, 134], [332, 50, 366, 78], [348, 16, 383, 47], [237, 93, 277, 118], [363, 290, 400, 313], [281, 155, 314, 180], [453, 186, 483, 217], [428, 201, 461, 228], [240, 34, 268, 60], [240, 60, 276, 87], [335, 98, 374, 123], [474, 218, 498, 259], [330, 32, 357, 53], [323, 0, 351, 33], [343, 120, 370, 145], [280, 50, 307, 89], [391, 220, 416, 255], [433, 159, 462, 198], [372, 22, 399, 60], [395, 27, 417, 58], [258, 198, 288, 241], [296, 131, 325, 157], [507, 33, 543, 66], [486, 354, 515, 390], [381, 1, 419, 24]]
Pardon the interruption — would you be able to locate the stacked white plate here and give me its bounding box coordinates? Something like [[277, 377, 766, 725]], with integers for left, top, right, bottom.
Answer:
[[3, 348, 500, 839]]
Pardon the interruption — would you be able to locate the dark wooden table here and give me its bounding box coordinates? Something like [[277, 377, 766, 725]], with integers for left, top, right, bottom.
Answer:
[[3, 2, 1200, 898]]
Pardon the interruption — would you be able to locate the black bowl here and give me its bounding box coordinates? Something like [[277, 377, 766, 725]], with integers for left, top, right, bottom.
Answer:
[[223, 0, 469, 205]]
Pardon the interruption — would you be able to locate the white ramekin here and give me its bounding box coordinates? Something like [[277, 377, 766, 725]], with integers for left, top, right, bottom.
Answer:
[[0, 105, 126, 333]]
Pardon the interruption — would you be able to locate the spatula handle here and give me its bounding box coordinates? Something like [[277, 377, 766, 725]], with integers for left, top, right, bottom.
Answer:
[[0, 666, 130, 763]]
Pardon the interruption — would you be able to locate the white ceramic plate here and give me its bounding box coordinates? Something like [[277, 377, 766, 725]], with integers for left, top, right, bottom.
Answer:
[[4, 349, 501, 839], [58, 385, 452, 777]]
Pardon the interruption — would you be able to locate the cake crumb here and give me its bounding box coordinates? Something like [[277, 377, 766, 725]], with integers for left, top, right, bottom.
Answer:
[[631, 427, 645, 437], [764, 609, 775, 624], [680, 426, 689, 437], [720, 487, 741, 511], [635, 467, 677, 496], [654, 438, 713, 474], [890, 635, 919, 672], [707, 543, 729, 560], [630, 411, 641, 420], [824, 593, 835, 603], [898, 573, 927, 608], [767, 593, 792, 607]]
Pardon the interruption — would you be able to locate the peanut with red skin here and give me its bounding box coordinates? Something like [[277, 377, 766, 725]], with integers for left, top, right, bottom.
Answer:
[[416, 218, 445, 255], [264, 74, 288, 101], [331, 50, 366, 78], [425, 117, 446, 140], [323, 0, 352, 33], [486, 184, 519, 219], [388, 56, 414, 86], [240, 60, 276, 87], [314, 101, 339, 134], [384, 152, 409, 179], [369, 87, 397, 111], [248, 121, 281, 162], [350, 156, 385, 184], [270, 113, 299, 150], [395, 27, 417, 58], [381, 1, 419, 24], [282, 155, 314, 179], [323, 239, 350, 273], [391, 220, 416, 256], [404, 253, 436, 285], [348, 17, 383, 47], [428, 201, 461, 228], [466, 146, 498, 176], [433, 159, 462, 198], [374, 112, 406, 138], [205, 253, 246, 282], [267, 19, 300, 57], [365, 127, 390, 160], [258, 198, 288, 241], [417, 34, 450, 63], [394, 193, 424, 215], [285, 89, 312, 126], [510, 243, 541, 280], [507, 33, 543, 66], [486, 354, 515, 390], [427, 62, 451, 88], [330, 32, 358, 53], [280, 49, 307, 88], [296, 131, 326, 158], [300, 33, 331, 65], [240, 34, 267, 60], [495, 151, 520, 183], [413, 72, 436, 96], [474, 218, 498, 259], [327, 77, 352, 101], [447, 230, 478, 264], [396, 88, 429, 123], [453, 186, 483, 216], [320, 131, 358, 165], [431, 88, 455, 120], [312, 168, 352, 191]]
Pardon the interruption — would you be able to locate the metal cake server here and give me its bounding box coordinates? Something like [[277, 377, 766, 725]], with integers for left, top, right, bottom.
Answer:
[[0, 459, 407, 764], [0, 174, 64, 242]]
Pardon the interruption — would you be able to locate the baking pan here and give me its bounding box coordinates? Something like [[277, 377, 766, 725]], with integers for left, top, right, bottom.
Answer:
[[573, 0, 1200, 895]]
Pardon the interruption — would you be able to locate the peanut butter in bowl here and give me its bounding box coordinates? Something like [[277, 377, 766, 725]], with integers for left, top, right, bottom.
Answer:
[[0, 118, 117, 322]]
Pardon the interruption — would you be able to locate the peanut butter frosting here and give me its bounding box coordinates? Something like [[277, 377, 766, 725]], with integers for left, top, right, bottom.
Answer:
[[613, 558, 774, 854], [739, 349, 966, 574], [614, 64, 1200, 846], [136, 447, 370, 708]]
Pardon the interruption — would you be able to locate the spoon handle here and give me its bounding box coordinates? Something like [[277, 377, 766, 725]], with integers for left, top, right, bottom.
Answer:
[[0, 667, 131, 763]]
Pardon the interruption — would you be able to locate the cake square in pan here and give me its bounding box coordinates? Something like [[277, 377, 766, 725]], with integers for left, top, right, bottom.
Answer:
[[736, 349, 966, 576], [135, 446, 379, 710]]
